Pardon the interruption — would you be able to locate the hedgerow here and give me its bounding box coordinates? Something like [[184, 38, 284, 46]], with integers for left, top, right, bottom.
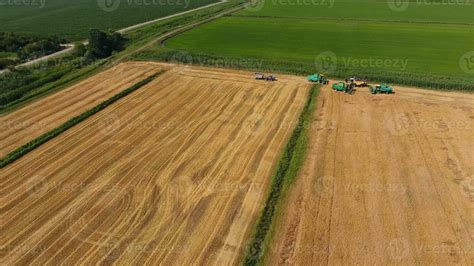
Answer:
[[244, 85, 320, 265], [0, 72, 162, 168]]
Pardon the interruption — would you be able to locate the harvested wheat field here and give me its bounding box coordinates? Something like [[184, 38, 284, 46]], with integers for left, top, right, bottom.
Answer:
[[0, 65, 310, 265], [268, 85, 473, 264], [0, 61, 163, 156]]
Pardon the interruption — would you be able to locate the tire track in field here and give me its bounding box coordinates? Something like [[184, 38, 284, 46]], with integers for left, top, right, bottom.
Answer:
[[0, 62, 164, 156], [0, 64, 310, 265], [269, 85, 473, 265]]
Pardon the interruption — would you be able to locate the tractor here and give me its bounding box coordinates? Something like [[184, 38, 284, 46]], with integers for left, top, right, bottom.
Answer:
[[332, 81, 355, 94], [308, 73, 329, 84], [266, 75, 277, 81], [255, 73, 265, 80], [346, 77, 367, 87], [370, 84, 394, 94], [255, 73, 277, 81]]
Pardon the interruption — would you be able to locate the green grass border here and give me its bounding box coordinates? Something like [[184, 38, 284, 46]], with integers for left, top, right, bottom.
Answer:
[[133, 49, 474, 92], [0, 60, 108, 115], [243, 85, 320, 265], [0, 0, 245, 115], [0, 71, 163, 168]]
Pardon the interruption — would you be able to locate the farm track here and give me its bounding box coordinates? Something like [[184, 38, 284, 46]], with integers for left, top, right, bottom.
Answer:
[[0, 64, 310, 265], [0, 62, 164, 156], [268, 85, 474, 264]]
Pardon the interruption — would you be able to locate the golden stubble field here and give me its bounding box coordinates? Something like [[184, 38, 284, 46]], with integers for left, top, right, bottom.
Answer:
[[268, 85, 473, 265], [0, 64, 310, 265], [0, 62, 163, 156]]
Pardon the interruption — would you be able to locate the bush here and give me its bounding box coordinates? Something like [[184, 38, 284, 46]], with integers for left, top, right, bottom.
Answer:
[[87, 29, 127, 60], [0, 56, 94, 107], [73, 42, 87, 57], [0, 32, 64, 61], [0, 58, 16, 69]]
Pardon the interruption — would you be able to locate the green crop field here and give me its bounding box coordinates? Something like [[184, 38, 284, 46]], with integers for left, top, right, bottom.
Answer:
[[238, 0, 474, 24], [161, 0, 474, 89], [0, 0, 219, 40]]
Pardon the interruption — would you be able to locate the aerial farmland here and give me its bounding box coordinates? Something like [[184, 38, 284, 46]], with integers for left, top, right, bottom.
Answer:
[[0, 0, 473, 265]]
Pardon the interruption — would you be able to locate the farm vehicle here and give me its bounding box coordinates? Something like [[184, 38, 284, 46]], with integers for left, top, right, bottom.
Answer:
[[345, 77, 367, 87], [332, 81, 355, 94], [307, 73, 329, 84], [255, 73, 277, 81], [370, 84, 394, 94]]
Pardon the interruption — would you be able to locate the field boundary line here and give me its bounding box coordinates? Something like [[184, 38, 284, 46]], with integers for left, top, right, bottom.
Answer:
[[243, 85, 320, 265], [0, 71, 163, 168]]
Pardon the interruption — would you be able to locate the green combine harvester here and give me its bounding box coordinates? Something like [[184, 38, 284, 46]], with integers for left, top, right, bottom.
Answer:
[[370, 84, 394, 94], [332, 81, 355, 94], [307, 73, 329, 84]]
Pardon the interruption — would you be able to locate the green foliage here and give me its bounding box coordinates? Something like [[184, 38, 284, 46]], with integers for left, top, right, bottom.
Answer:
[[0, 56, 96, 107], [0, 32, 63, 61], [0, 0, 244, 114], [87, 29, 127, 59], [0, 58, 16, 70], [0, 0, 220, 40], [244, 85, 319, 265], [134, 49, 474, 91], [73, 42, 87, 57], [0, 60, 105, 114], [238, 0, 474, 24], [0, 72, 162, 168], [166, 17, 473, 83]]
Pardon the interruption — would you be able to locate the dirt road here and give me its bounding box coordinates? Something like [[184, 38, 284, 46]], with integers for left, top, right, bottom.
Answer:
[[0, 62, 163, 156], [267, 85, 473, 264], [0, 65, 309, 264], [0, 0, 230, 75]]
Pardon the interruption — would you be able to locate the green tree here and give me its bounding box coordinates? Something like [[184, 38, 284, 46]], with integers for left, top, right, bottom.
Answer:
[[87, 29, 126, 59]]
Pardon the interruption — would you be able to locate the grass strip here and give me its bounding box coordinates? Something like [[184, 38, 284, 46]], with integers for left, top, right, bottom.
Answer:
[[134, 49, 474, 91], [0, 71, 163, 168], [244, 85, 320, 265], [0, 61, 107, 115]]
